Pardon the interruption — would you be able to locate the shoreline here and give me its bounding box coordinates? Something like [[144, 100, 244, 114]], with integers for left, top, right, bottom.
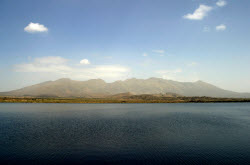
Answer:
[[1, 97, 250, 104]]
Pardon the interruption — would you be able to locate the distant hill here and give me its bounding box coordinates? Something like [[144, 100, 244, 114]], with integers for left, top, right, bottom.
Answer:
[[1, 78, 250, 98]]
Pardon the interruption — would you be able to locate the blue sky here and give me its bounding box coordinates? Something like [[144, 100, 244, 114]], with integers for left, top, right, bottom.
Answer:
[[0, 0, 250, 92]]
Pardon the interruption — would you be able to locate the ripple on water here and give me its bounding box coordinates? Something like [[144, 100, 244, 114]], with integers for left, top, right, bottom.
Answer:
[[0, 103, 250, 165]]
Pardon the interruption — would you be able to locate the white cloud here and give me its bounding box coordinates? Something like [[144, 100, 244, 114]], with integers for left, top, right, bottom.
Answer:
[[152, 50, 165, 54], [15, 56, 129, 81], [183, 5, 213, 20], [216, 24, 226, 31], [142, 53, 148, 57], [187, 62, 197, 67], [80, 59, 90, 65], [34, 56, 67, 65], [24, 22, 48, 33], [156, 69, 199, 82], [216, 0, 227, 7]]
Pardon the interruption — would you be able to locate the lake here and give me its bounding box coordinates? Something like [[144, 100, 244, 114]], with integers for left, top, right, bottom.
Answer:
[[0, 103, 250, 165]]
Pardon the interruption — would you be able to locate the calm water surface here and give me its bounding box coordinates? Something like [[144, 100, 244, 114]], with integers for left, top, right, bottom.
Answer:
[[0, 103, 250, 165]]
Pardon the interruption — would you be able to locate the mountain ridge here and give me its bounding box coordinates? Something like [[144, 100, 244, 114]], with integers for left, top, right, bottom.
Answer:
[[1, 78, 250, 98]]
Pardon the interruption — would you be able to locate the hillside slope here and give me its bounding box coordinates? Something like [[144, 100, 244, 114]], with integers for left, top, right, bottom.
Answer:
[[1, 78, 250, 98]]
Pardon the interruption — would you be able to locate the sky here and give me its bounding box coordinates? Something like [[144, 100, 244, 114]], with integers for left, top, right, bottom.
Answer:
[[0, 0, 250, 92]]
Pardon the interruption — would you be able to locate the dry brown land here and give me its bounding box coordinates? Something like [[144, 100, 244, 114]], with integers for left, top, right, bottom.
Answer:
[[1, 96, 250, 103]]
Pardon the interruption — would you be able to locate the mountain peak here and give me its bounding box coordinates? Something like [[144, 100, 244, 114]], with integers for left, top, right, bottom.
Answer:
[[1, 78, 249, 98], [195, 80, 212, 85], [195, 80, 204, 83], [86, 79, 106, 83], [148, 77, 163, 80], [56, 78, 72, 82]]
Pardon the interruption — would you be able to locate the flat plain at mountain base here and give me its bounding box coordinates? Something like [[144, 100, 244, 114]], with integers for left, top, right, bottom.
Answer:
[[1, 96, 250, 103]]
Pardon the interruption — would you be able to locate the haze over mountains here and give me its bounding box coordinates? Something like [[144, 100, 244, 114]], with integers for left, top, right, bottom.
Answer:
[[1, 78, 250, 98]]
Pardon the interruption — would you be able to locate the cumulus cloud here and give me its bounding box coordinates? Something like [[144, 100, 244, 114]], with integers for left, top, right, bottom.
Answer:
[[24, 22, 48, 33], [216, 0, 227, 7], [80, 59, 90, 65], [15, 56, 129, 81], [216, 24, 226, 31], [183, 5, 213, 20], [152, 50, 165, 54], [142, 53, 148, 57]]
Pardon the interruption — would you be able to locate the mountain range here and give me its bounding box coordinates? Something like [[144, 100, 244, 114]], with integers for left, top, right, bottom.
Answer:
[[1, 78, 250, 98]]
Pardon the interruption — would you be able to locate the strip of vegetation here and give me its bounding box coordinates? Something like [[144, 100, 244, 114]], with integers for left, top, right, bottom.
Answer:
[[1, 96, 250, 103]]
